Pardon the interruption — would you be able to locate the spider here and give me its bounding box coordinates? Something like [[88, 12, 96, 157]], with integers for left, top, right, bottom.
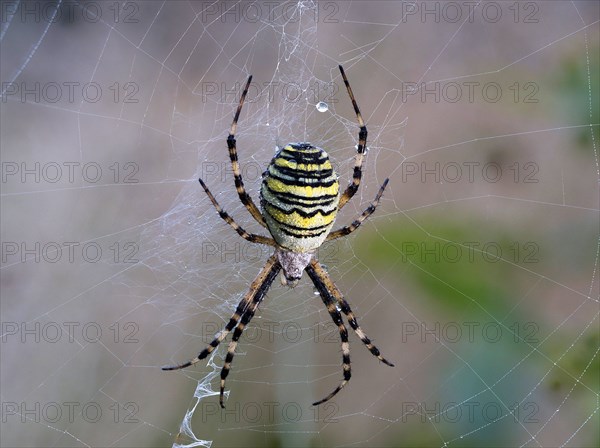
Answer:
[[163, 65, 394, 408]]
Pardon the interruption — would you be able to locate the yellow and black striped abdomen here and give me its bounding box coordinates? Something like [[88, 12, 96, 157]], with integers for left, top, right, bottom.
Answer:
[[261, 143, 340, 252]]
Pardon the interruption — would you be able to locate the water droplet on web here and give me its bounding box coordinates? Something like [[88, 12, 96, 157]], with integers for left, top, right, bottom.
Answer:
[[316, 101, 329, 112]]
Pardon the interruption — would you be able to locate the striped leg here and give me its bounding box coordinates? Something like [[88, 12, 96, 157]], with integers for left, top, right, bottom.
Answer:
[[199, 178, 275, 246], [309, 260, 394, 367], [305, 263, 352, 406], [338, 65, 368, 210], [162, 255, 280, 371], [219, 257, 281, 407], [227, 75, 267, 228], [326, 178, 388, 242]]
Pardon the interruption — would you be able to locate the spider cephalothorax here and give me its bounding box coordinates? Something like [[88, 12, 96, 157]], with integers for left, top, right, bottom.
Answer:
[[164, 66, 394, 408]]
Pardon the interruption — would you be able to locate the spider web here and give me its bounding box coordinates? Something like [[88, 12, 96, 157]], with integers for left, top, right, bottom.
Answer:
[[1, 1, 598, 447]]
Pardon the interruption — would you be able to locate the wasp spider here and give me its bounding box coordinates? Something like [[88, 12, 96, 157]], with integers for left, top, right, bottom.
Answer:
[[164, 65, 394, 407]]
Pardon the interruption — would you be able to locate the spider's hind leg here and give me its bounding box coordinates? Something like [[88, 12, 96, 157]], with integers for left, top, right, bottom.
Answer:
[[337, 65, 368, 210], [227, 74, 268, 228]]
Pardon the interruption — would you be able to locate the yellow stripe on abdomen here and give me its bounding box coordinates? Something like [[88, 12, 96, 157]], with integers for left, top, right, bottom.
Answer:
[[265, 205, 337, 230], [260, 143, 340, 252], [264, 176, 339, 197]]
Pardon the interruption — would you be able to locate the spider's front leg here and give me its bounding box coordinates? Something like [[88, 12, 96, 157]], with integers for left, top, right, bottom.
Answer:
[[308, 259, 394, 367], [162, 255, 280, 374], [306, 263, 352, 405], [218, 269, 279, 408], [217, 256, 281, 407]]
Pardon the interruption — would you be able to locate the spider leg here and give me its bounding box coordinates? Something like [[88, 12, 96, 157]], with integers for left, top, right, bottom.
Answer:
[[162, 255, 280, 371], [326, 178, 388, 242], [309, 260, 394, 367], [219, 257, 281, 408], [305, 264, 352, 406], [227, 75, 268, 228], [199, 178, 275, 246], [337, 65, 368, 210]]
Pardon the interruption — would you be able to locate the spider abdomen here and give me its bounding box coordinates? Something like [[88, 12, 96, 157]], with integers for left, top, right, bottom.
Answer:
[[261, 143, 340, 252]]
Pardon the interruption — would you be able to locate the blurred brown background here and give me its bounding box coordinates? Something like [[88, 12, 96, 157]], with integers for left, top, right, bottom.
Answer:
[[1, 1, 598, 447]]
